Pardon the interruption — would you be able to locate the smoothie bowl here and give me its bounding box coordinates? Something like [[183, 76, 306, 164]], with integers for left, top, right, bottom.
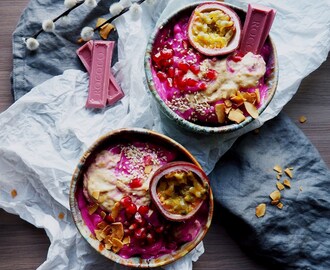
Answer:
[[69, 128, 213, 268], [145, 2, 278, 134]]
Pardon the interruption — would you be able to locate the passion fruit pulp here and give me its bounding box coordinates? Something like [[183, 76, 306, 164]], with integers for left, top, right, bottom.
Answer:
[[149, 161, 210, 221], [187, 2, 242, 56]]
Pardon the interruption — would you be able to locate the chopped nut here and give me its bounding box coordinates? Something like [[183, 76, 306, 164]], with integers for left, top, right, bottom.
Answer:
[[58, 212, 65, 220], [273, 165, 282, 173], [276, 181, 285, 191], [270, 190, 281, 201], [111, 238, 124, 253], [271, 199, 280, 205], [100, 211, 107, 219], [97, 221, 108, 230], [228, 109, 246, 123], [299, 186, 303, 191], [224, 99, 232, 107], [110, 222, 124, 240], [244, 102, 259, 119], [230, 95, 245, 106], [87, 203, 99, 215], [283, 178, 291, 188], [91, 191, 100, 200], [111, 202, 121, 219], [122, 236, 130, 245], [95, 229, 104, 241], [276, 174, 281, 180], [11, 189, 17, 198], [215, 103, 226, 123], [284, 168, 293, 178], [144, 165, 153, 174], [299, 116, 307, 123], [277, 202, 283, 209], [241, 92, 257, 104], [255, 203, 266, 218], [255, 88, 260, 104]]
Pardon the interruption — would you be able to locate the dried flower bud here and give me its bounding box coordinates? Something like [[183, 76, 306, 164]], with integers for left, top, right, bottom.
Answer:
[[120, 0, 132, 8], [25, 37, 40, 51], [64, 0, 77, 8], [130, 3, 142, 21], [109, 2, 124, 16], [84, 0, 97, 8], [42, 19, 55, 32], [81, 26, 94, 41]]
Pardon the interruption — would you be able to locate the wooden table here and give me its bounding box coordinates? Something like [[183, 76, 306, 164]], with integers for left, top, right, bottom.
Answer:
[[0, 1, 329, 269]]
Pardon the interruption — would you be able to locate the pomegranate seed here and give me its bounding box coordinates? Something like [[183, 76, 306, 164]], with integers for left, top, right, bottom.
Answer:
[[186, 78, 198, 87], [105, 214, 114, 223], [167, 66, 175, 78], [190, 64, 200, 75], [182, 40, 188, 50], [129, 178, 143, 189], [156, 71, 167, 82], [231, 52, 244, 62], [161, 58, 173, 68], [138, 205, 149, 216], [152, 52, 162, 63], [155, 225, 164, 233], [198, 82, 207, 90], [178, 61, 189, 72], [126, 203, 137, 216], [135, 227, 147, 239], [146, 232, 156, 244], [129, 223, 138, 231], [166, 78, 173, 88], [134, 214, 146, 226], [161, 48, 173, 60], [120, 196, 132, 208], [205, 69, 217, 80]]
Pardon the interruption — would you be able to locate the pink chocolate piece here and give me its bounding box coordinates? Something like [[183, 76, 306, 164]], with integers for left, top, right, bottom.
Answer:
[[86, 41, 114, 108], [239, 4, 276, 55], [76, 41, 124, 105]]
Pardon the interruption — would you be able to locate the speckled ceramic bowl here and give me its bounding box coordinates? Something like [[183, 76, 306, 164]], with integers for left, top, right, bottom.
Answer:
[[69, 128, 213, 268], [145, 2, 278, 134]]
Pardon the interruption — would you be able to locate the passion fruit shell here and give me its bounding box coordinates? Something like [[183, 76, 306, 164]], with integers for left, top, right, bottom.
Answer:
[[187, 2, 242, 56], [149, 161, 210, 221]]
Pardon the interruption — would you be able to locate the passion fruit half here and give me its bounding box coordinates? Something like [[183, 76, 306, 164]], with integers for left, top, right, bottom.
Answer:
[[187, 2, 242, 56], [149, 161, 210, 221]]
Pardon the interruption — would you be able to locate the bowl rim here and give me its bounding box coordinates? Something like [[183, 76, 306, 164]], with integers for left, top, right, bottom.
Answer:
[[144, 1, 279, 134], [69, 128, 214, 268]]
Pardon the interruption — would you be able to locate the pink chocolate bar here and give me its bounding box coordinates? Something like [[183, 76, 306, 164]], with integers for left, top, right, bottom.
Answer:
[[76, 41, 124, 105], [85, 41, 113, 108], [239, 4, 276, 55]]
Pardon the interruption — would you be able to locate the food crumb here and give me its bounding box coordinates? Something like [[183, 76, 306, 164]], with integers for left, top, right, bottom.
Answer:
[[284, 168, 293, 179], [273, 165, 282, 173], [299, 116, 307, 123], [276, 181, 285, 191], [283, 178, 291, 188], [58, 212, 65, 220], [256, 203, 266, 218], [277, 202, 283, 209], [270, 190, 281, 201], [11, 189, 17, 198]]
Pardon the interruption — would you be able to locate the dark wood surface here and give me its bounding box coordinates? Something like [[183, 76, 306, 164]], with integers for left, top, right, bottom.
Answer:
[[0, 1, 329, 269]]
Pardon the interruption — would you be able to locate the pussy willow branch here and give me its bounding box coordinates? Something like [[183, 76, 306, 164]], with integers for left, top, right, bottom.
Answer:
[[31, 0, 85, 39], [93, 0, 146, 32]]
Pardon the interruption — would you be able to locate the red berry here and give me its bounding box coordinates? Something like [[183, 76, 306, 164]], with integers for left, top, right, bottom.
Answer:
[[126, 203, 137, 216], [129, 178, 143, 189], [161, 48, 173, 60], [135, 227, 147, 239], [138, 205, 149, 216], [198, 81, 207, 90], [190, 64, 200, 75], [105, 214, 114, 223], [178, 61, 189, 72], [134, 214, 146, 226], [156, 71, 167, 82], [205, 69, 217, 80], [167, 66, 175, 78], [186, 78, 198, 87], [155, 225, 164, 233], [120, 196, 132, 208]]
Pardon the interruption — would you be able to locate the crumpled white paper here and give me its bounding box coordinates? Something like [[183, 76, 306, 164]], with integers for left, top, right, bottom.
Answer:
[[0, 0, 329, 269]]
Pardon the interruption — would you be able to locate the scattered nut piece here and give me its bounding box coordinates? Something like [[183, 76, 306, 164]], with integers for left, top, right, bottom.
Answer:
[[271, 199, 280, 205], [273, 165, 282, 173], [244, 102, 259, 119], [284, 168, 293, 178], [87, 203, 99, 215], [110, 222, 124, 240], [255, 88, 260, 104], [270, 190, 281, 201], [111, 202, 121, 219], [299, 186, 303, 191], [224, 100, 232, 107], [255, 203, 266, 218], [276, 181, 285, 191], [276, 174, 281, 180], [58, 212, 65, 220], [92, 190, 100, 200], [144, 165, 153, 174], [215, 103, 226, 123], [122, 236, 130, 245], [299, 116, 307, 123], [111, 238, 124, 253], [11, 189, 17, 198], [283, 179, 291, 188], [277, 202, 283, 209]]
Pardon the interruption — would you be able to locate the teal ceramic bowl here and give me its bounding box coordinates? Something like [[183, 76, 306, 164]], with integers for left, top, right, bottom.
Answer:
[[144, 2, 278, 134], [69, 128, 213, 268]]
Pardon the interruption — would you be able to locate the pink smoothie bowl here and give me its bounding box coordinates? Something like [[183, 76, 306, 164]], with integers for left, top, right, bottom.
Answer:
[[144, 2, 278, 134], [69, 128, 213, 268]]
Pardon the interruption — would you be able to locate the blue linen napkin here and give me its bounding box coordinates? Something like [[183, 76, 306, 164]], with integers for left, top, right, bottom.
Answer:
[[210, 113, 330, 269]]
